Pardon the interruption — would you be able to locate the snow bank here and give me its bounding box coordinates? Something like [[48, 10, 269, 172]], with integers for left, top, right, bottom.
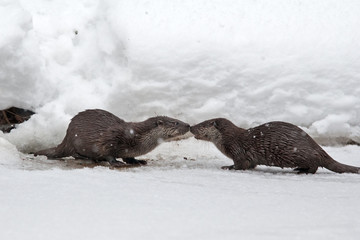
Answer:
[[1, 0, 360, 152], [1, 0, 360, 153], [0, 134, 23, 167], [0, 0, 48, 109]]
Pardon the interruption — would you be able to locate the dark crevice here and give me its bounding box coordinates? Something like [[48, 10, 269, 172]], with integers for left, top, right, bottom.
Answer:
[[0, 107, 35, 133]]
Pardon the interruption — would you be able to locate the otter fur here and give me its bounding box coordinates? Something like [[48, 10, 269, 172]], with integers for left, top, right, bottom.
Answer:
[[190, 118, 360, 174], [35, 109, 190, 166]]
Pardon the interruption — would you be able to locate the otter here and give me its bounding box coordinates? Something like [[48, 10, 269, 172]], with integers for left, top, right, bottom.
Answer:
[[190, 118, 360, 174], [35, 109, 190, 167]]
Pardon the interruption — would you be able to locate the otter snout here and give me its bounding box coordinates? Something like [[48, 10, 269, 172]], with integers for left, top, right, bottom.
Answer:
[[190, 119, 221, 141], [190, 126, 197, 135], [177, 122, 191, 135], [164, 118, 190, 138], [190, 125, 201, 139], [163, 120, 191, 142], [179, 123, 191, 137], [176, 119, 190, 129]]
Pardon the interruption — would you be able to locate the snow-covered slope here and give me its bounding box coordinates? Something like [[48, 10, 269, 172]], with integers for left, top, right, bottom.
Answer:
[[1, 0, 360, 152]]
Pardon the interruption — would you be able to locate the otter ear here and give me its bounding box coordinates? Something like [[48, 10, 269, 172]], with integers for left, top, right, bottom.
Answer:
[[157, 120, 163, 126]]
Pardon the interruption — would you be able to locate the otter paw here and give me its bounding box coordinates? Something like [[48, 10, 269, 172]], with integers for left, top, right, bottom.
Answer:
[[109, 161, 126, 167], [123, 158, 147, 165], [221, 165, 234, 170], [136, 160, 147, 165]]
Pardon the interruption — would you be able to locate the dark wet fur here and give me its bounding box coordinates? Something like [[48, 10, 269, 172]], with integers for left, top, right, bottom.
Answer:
[[35, 109, 190, 166], [190, 118, 360, 174]]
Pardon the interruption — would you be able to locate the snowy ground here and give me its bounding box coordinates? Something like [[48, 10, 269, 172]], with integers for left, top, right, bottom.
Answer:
[[1, 139, 360, 240], [1, 0, 360, 239]]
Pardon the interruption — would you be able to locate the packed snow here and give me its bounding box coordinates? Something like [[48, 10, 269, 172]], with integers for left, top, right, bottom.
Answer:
[[1, 0, 360, 239]]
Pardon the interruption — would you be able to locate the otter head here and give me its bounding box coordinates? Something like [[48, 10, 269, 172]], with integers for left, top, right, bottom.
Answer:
[[153, 116, 190, 141], [190, 118, 226, 143]]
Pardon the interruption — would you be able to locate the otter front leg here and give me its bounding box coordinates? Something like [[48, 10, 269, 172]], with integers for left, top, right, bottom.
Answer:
[[234, 159, 252, 170], [221, 154, 255, 170], [122, 157, 147, 165], [222, 162, 257, 170], [222, 159, 255, 170], [232, 154, 258, 171]]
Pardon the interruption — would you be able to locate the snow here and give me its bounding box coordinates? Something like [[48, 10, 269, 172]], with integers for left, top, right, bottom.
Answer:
[[1, 140, 360, 240], [1, 0, 360, 239]]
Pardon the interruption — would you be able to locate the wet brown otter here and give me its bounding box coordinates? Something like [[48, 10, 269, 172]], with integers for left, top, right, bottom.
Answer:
[[190, 118, 360, 174], [35, 109, 190, 166]]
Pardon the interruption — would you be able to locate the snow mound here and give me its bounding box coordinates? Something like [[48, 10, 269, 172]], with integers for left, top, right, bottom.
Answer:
[[1, 0, 360, 153]]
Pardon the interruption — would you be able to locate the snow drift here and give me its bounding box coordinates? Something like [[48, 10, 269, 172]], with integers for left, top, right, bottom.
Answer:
[[1, 0, 360, 153]]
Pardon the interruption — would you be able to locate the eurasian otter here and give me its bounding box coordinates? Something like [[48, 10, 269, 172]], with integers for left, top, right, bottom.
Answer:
[[35, 109, 190, 166], [190, 118, 360, 174]]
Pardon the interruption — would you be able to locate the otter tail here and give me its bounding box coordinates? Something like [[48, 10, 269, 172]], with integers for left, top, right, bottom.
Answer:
[[323, 158, 360, 174], [34, 144, 66, 159]]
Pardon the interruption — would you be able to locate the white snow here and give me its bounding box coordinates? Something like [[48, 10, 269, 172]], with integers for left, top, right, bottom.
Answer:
[[1, 140, 360, 240], [1, 0, 360, 239]]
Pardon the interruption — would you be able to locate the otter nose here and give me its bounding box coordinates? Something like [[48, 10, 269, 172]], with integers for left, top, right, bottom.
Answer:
[[186, 124, 190, 129]]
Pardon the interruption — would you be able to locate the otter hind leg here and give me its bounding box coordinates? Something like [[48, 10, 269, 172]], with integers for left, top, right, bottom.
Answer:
[[221, 165, 234, 170], [72, 152, 91, 160], [294, 166, 318, 174], [123, 157, 147, 165]]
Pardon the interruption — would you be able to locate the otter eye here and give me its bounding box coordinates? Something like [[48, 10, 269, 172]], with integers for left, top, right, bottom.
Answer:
[[174, 122, 179, 126], [212, 121, 218, 128]]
